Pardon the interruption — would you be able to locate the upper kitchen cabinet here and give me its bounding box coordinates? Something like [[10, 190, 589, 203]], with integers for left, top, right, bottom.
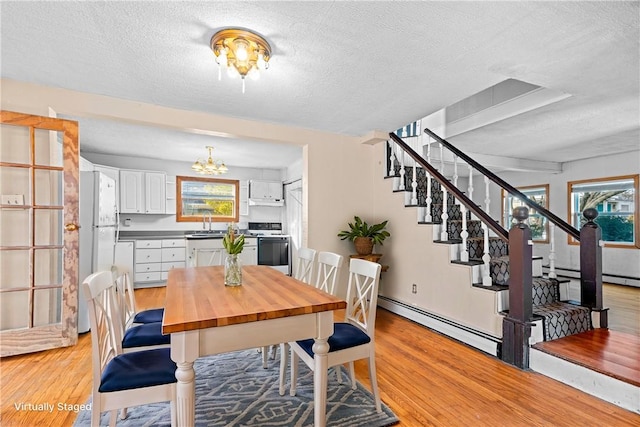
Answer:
[[249, 180, 284, 206], [120, 169, 166, 214]]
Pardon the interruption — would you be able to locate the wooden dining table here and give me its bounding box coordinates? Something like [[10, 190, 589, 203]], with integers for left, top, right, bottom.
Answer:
[[162, 265, 347, 427]]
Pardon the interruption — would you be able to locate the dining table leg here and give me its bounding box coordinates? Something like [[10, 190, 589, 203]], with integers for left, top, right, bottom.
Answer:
[[171, 331, 199, 427], [313, 337, 329, 427]]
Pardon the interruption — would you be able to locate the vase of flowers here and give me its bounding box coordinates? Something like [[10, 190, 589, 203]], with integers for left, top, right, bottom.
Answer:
[[222, 224, 245, 286]]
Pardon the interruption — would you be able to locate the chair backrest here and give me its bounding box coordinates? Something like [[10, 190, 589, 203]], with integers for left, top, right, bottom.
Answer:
[[314, 251, 344, 295], [112, 265, 135, 330], [82, 270, 125, 386], [344, 258, 382, 337], [294, 247, 317, 283]]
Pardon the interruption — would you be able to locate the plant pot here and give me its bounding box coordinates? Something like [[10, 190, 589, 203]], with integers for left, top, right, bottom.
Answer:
[[354, 237, 374, 255]]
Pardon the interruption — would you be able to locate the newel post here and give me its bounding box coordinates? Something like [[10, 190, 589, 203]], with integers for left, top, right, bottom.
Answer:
[[502, 207, 533, 369], [580, 208, 608, 328]]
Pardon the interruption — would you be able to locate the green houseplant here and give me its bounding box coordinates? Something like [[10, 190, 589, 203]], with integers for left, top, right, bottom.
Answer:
[[338, 216, 390, 255], [222, 224, 244, 286]]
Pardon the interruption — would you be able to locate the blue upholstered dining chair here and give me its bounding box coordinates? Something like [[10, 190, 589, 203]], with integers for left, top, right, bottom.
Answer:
[[82, 270, 176, 426], [109, 266, 169, 353], [280, 258, 382, 413], [113, 265, 164, 326]]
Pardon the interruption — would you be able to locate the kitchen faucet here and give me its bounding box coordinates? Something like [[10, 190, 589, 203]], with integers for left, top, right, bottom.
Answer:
[[208, 213, 212, 231]]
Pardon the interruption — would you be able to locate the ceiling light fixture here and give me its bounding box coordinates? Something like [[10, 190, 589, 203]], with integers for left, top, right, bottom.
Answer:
[[191, 146, 228, 175], [210, 28, 271, 93]]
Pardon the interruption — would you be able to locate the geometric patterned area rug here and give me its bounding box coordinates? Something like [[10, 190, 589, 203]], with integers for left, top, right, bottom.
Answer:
[[73, 348, 399, 426]]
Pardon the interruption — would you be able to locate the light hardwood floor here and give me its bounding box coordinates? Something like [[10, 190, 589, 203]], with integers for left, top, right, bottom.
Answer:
[[1, 285, 638, 426]]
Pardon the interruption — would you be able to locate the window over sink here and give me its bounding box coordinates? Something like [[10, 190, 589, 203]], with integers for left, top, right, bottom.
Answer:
[[176, 176, 239, 222]]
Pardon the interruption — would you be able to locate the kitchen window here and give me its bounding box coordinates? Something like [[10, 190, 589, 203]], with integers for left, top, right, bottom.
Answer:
[[501, 184, 549, 243], [176, 176, 239, 222], [568, 175, 638, 248]]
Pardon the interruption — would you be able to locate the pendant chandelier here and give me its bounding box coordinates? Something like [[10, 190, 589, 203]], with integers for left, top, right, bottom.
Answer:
[[210, 28, 271, 93], [191, 146, 228, 175]]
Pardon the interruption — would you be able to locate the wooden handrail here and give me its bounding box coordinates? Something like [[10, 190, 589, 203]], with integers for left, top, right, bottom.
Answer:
[[389, 133, 508, 241], [422, 128, 581, 241]]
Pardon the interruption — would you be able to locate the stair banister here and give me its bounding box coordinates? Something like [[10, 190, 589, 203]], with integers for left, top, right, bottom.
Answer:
[[423, 128, 580, 241], [389, 133, 508, 241]]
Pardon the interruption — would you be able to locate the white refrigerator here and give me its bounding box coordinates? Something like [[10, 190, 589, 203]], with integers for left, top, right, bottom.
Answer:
[[78, 171, 118, 333]]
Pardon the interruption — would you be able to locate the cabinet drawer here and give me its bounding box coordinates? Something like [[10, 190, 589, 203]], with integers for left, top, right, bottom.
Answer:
[[162, 247, 186, 262], [135, 263, 162, 273], [162, 238, 185, 248], [134, 272, 162, 283], [136, 240, 162, 249], [161, 261, 185, 272], [136, 248, 162, 263]]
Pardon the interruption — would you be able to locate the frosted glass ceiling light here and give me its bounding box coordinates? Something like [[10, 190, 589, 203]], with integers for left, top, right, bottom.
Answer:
[[210, 28, 272, 93], [191, 146, 228, 175]]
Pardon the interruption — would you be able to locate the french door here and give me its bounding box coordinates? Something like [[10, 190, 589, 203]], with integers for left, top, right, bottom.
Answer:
[[0, 111, 79, 357]]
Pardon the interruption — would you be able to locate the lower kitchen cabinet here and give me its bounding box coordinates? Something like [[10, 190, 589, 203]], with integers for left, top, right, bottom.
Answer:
[[134, 238, 185, 287], [187, 237, 257, 267]]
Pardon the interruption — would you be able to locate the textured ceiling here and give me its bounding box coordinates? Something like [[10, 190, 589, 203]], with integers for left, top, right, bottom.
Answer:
[[1, 1, 638, 169]]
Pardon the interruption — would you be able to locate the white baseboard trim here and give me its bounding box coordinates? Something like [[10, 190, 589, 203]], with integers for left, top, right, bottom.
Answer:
[[530, 348, 640, 414], [378, 296, 501, 356]]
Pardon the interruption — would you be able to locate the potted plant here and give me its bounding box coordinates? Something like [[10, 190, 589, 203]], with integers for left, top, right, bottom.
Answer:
[[222, 224, 245, 286], [338, 216, 390, 255]]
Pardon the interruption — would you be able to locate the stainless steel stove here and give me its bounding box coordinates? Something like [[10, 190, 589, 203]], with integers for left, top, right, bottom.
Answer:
[[248, 222, 291, 275]]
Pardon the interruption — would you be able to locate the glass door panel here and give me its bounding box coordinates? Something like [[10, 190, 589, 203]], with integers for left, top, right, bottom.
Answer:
[[0, 250, 30, 289], [0, 124, 30, 164], [0, 291, 29, 330], [34, 288, 62, 327], [34, 169, 63, 206], [34, 209, 63, 246], [34, 127, 63, 167]]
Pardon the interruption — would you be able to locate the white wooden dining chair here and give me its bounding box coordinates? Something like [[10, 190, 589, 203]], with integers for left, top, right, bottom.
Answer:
[[314, 251, 344, 296], [294, 247, 317, 283], [83, 270, 176, 426], [261, 247, 318, 368], [279, 258, 382, 413]]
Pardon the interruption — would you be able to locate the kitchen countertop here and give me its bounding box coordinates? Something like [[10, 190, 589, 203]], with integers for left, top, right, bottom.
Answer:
[[118, 230, 255, 240]]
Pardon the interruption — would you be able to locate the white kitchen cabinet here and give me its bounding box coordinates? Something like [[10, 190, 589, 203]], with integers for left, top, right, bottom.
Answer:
[[186, 237, 257, 267], [134, 238, 186, 285], [119, 169, 166, 214], [120, 170, 144, 213], [165, 175, 177, 215], [239, 180, 249, 216], [249, 180, 283, 201]]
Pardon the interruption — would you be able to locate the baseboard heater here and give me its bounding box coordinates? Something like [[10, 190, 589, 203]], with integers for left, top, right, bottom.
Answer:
[[377, 296, 502, 357]]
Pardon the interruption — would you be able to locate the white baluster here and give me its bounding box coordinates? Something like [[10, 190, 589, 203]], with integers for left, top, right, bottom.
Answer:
[[482, 176, 492, 286], [548, 222, 557, 279], [388, 140, 395, 177], [460, 203, 469, 262], [411, 164, 417, 205], [440, 188, 449, 241], [467, 165, 474, 200], [453, 154, 459, 187], [424, 141, 432, 222], [439, 143, 445, 175], [398, 148, 406, 191]]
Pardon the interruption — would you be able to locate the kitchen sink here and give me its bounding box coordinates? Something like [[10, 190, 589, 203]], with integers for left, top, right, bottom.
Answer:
[[186, 231, 225, 238]]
